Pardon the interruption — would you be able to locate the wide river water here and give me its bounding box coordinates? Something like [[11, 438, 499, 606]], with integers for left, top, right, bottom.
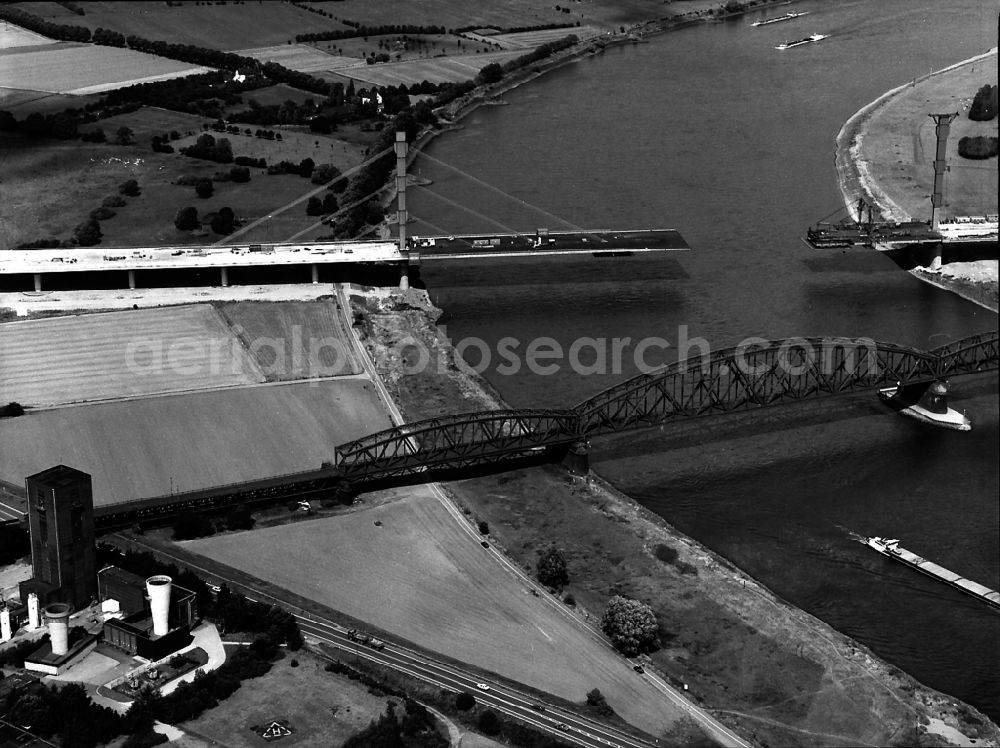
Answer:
[[405, 0, 1000, 720]]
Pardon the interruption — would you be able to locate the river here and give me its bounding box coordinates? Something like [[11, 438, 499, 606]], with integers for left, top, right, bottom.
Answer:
[[405, 0, 1000, 721]]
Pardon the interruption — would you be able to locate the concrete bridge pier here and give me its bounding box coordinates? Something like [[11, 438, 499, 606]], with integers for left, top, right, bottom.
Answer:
[[399, 261, 409, 291], [311, 263, 319, 284], [128, 270, 136, 289], [33, 273, 41, 292], [561, 441, 590, 476], [220, 267, 229, 287]]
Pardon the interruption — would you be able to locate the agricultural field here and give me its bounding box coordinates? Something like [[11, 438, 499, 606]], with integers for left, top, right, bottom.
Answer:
[[184, 487, 685, 738], [0, 377, 392, 505], [0, 304, 264, 406], [178, 652, 393, 748], [217, 300, 364, 381], [0, 43, 209, 95], [481, 26, 606, 49], [304, 0, 661, 30], [23, 0, 347, 51], [0, 21, 56, 48], [329, 51, 525, 88], [94, 106, 204, 143], [234, 44, 362, 74]]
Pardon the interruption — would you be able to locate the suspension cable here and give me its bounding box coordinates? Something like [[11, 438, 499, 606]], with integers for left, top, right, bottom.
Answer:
[[417, 151, 583, 231]]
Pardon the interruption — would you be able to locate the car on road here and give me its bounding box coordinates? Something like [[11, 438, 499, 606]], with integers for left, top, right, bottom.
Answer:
[[480, 541, 490, 549], [633, 664, 644, 674], [476, 683, 490, 692], [529, 703, 546, 712], [555, 722, 570, 731]]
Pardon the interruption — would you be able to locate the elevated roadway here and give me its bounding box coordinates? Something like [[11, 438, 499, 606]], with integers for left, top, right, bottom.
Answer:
[[0, 229, 687, 291]]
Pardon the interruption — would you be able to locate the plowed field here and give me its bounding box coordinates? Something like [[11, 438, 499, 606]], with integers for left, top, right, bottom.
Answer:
[[0, 304, 263, 406]]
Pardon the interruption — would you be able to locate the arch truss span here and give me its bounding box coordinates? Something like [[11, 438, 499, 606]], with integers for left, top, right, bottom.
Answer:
[[573, 334, 993, 437], [931, 330, 999, 377], [335, 408, 582, 483]]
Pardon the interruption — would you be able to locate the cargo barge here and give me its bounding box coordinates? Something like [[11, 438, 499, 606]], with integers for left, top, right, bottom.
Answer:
[[867, 537, 1000, 608], [751, 11, 809, 26], [775, 33, 828, 50]]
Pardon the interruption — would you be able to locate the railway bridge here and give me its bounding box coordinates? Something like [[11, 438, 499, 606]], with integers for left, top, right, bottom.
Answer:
[[4, 331, 993, 530]]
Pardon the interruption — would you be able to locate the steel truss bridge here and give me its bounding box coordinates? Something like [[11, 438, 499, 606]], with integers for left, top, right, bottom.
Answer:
[[334, 331, 998, 483], [73, 331, 994, 528]]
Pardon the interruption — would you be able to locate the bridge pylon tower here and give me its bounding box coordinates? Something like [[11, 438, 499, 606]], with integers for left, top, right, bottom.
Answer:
[[395, 130, 410, 291]]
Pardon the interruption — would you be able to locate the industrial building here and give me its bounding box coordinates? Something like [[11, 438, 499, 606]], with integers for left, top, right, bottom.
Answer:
[[18, 465, 97, 610], [99, 567, 197, 660]]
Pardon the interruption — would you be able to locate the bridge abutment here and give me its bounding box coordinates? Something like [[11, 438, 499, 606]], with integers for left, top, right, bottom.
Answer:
[[561, 441, 590, 476], [399, 261, 409, 291]]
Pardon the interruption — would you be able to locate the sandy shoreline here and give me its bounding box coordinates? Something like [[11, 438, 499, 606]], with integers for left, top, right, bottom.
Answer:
[[833, 47, 999, 311]]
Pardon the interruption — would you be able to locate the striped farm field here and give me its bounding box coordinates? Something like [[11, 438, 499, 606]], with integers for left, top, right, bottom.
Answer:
[[235, 44, 362, 73], [0, 304, 264, 406], [0, 379, 392, 507], [0, 44, 210, 95], [333, 51, 523, 87]]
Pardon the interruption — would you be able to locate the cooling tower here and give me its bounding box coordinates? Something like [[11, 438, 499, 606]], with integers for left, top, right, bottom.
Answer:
[[146, 575, 172, 637], [45, 602, 72, 656]]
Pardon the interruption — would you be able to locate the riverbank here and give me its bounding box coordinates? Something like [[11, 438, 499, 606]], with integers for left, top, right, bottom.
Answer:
[[835, 48, 999, 310], [354, 287, 1000, 748]]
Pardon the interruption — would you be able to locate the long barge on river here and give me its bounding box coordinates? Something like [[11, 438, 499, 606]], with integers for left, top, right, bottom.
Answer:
[[752, 11, 809, 26], [867, 537, 1000, 608]]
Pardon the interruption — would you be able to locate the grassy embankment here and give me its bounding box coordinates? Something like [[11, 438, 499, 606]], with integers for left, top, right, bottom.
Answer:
[[354, 289, 1000, 748], [838, 51, 998, 310]]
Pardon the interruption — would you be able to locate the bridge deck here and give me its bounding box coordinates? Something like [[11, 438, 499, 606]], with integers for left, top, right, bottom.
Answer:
[[412, 229, 688, 260]]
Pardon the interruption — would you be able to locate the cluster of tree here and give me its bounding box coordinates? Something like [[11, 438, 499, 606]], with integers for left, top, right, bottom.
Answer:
[[0, 520, 29, 565], [585, 688, 615, 717], [536, 546, 569, 588], [235, 155, 267, 168], [93, 27, 127, 47], [968, 84, 998, 121], [180, 134, 234, 163], [171, 501, 255, 535], [0, 5, 91, 42], [601, 595, 660, 657], [212, 584, 302, 648], [295, 24, 447, 43], [653, 542, 698, 575], [958, 135, 999, 159], [0, 401, 25, 418], [452, 693, 568, 747], [343, 700, 448, 748], [306, 193, 339, 216], [132, 643, 273, 727], [311, 162, 343, 186], [2, 681, 142, 748], [151, 134, 174, 153], [212, 166, 251, 183], [267, 157, 315, 178], [498, 35, 579, 77]]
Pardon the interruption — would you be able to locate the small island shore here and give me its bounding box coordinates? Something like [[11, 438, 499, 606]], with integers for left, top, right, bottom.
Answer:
[[834, 48, 999, 311]]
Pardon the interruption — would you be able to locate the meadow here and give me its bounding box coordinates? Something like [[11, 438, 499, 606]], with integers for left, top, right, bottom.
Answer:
[[0, 304, 263, 406], [0, 378, 393, 506], [234, 44, 362, 75], [181, 652, 392, 748], [217, 300, 364, 381], [330, 52, 525, 88], [185, 487, 686, 738], [859, 54, 999, 221], [27, 0, 346, 52], [0, 22, 56, 48], [0, 44, 209, 95]]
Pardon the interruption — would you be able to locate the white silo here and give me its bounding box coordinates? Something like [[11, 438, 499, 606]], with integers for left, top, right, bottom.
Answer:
[[27, 591, 40, 630], [45, 602, 72, 656], [146, 575, 172, 636]]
